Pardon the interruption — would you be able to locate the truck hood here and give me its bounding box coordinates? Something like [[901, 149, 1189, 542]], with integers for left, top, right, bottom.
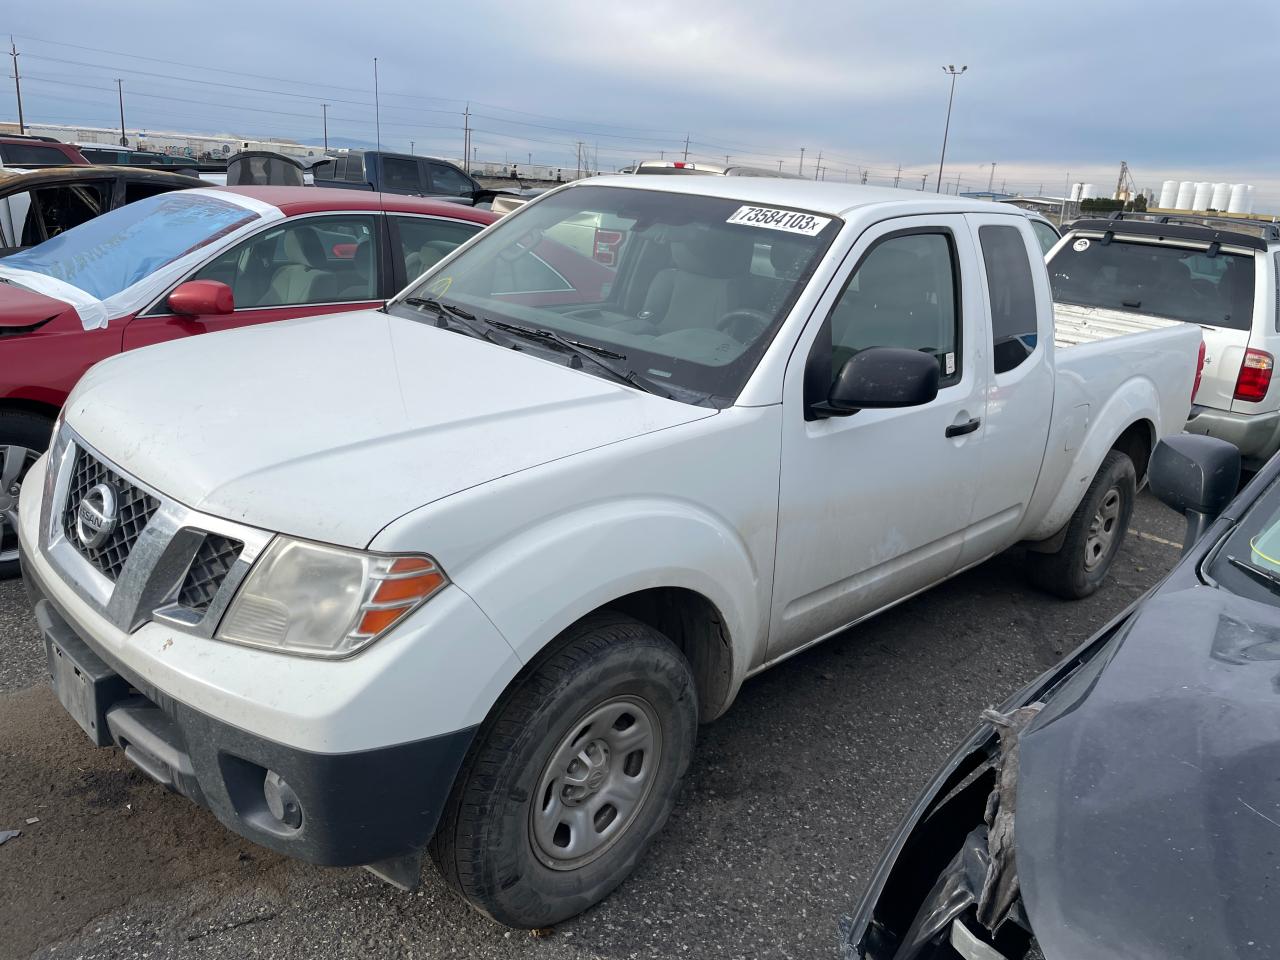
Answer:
[[65, 310, 716, 546], [0, 281, 73, 330], [1016, 583, 1280, 959]]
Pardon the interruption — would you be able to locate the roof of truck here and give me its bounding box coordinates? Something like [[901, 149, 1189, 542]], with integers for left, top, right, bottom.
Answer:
[[571, 174, 1014, 219]]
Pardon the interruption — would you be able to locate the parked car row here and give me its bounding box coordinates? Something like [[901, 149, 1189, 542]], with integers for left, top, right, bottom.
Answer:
[[10, 175, 1205, 929]]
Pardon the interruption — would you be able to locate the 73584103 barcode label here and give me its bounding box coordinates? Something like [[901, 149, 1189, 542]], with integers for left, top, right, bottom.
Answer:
[[726, 206, 832, 236]]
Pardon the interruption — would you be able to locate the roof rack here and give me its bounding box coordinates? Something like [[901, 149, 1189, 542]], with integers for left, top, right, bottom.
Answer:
[[1101, 210, 1280, 243]]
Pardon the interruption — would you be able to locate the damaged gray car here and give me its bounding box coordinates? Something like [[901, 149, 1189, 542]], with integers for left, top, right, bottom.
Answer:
[[843, 432, 1280, 960]]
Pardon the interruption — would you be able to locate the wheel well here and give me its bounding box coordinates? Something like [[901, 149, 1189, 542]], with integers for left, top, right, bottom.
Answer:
[[0, 398, 60, 425], [1111, 419, 1155, 483], [604, 587, 735, 724]]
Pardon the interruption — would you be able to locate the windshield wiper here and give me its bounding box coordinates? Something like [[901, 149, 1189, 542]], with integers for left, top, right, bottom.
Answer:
[[484, 319, 673, 398], [1227, 555, 1280, 596], [402, 297, 513, 348]]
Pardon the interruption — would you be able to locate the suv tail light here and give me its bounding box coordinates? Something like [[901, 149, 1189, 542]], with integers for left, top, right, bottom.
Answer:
[[1193, 338, 1206, 402], [1234, 348, 1274, 403]]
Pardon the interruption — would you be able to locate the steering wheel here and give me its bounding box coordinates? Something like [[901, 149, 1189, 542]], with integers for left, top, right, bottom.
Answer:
[[716, 308, 772, 343]]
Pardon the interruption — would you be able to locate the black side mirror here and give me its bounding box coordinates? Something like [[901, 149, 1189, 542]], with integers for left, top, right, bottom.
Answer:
[[1149, 434, 1241, 551], [815, 347, 940, 417]]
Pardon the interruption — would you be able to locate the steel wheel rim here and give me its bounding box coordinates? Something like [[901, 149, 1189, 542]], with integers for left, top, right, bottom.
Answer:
[[0, 445, 38, 564], [1084, 486, 1123, 572], [530, 694, 662, 871]]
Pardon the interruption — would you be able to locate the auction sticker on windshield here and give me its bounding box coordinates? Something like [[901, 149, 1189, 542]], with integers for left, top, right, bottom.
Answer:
[[726, 206, 832, 236]]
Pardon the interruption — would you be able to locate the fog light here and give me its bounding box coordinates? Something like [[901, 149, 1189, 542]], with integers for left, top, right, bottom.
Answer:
[[263, 770, 303, 829]]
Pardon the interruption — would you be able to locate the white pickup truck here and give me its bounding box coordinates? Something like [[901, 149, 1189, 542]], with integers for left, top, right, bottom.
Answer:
[[18, 178, 1201, 927]]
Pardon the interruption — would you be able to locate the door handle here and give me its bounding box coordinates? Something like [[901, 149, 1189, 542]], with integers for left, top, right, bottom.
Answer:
[[945, 417, 982, 438]]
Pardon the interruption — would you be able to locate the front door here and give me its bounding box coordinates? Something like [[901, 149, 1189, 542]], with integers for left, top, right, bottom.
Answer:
[[123, 214, 385, 349], [769, 216, 990, 658]]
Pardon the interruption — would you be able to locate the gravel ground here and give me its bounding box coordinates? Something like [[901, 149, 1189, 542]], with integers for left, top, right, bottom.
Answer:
[[0, 494, 1185, 960]]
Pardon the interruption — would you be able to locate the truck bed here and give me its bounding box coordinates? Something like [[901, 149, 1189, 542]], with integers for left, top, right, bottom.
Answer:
[[1054, 302, 1182, 349]]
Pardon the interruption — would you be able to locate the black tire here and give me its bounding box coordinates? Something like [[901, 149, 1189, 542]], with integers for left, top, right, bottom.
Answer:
[[0, 411, 56, 579], [430, 613, 698, 928], [1028, 449, 1136, 600]]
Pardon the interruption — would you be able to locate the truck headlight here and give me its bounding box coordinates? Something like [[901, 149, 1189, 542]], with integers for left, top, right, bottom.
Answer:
[[215, 537, 448, 658]]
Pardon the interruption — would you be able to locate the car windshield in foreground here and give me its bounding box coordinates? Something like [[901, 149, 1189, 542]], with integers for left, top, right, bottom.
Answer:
[[1208, 475, 1280, 605], [1, 191, 259, 300], [392, 184, 841, 404], [1049, 236, 1255, 330]]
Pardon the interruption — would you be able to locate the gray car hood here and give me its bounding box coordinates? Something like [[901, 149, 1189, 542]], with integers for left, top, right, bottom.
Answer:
[[1016, 583, 1280, 959]]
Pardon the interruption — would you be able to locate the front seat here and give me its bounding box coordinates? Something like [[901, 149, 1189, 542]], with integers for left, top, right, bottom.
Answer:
[[639, 225, 754, 332], [263, 226, 330, 305]]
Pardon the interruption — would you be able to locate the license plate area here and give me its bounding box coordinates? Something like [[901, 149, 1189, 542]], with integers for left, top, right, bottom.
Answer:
[[45, 633, 130, 747]]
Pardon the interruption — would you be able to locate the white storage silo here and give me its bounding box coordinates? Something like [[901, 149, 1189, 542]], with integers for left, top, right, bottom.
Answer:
[[1070, 183, 1083, 201], [1192, 181, 1213, 210], [1159, 180, 1178, 208], [1081, 183, 1098, 200], [1175, 181, 1195, 209], [1228, 184, 1249, 214], [1247, 185, 1256, 213], [1210, 182, 1231, 210]]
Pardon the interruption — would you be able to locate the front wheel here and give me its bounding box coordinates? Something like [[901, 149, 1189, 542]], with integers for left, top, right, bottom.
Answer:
[[1027, 449, 1136, 600], [430, 613, 698, 927], [0, 411, 55, 579]]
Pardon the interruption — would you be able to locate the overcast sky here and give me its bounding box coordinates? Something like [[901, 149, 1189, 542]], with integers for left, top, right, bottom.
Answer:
[[7, 0, 1280, 207]]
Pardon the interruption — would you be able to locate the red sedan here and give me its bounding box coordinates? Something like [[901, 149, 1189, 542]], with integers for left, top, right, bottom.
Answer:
[[0, 186, 498, 574]]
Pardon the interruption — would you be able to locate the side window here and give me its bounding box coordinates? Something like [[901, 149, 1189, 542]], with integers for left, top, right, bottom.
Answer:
[[381, 158, 422, 194], [979, 224, 1039, 374], [124, 180, 180, 204], [190, 215, 378, 309], [427, 162, 474, 198], [1030, 220, 1060, 256], [393, 216, 481, 281], [4, 182, 112, 246], [821, 231, 960, 391]]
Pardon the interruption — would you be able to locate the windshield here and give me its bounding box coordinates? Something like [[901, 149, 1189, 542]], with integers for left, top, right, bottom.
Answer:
[[1, 191, 259, 300], [394, 184, 840, 403], [1049, 236, 1256, 330], [1207, 475, 1280, 605]]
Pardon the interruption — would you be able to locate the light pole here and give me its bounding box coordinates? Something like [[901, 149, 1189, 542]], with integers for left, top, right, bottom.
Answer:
[[115, 78, 127, 147], [936, 64, 966, 193]]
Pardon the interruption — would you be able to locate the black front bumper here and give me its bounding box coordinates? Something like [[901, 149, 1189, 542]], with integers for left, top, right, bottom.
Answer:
[[23, 552, 476, 871]]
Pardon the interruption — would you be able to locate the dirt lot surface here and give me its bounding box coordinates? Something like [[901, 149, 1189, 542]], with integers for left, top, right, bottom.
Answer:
[[0, 493, 1185, 960]]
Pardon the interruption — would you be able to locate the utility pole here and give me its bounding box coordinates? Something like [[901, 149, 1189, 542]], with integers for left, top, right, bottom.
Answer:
[[576, 141, 583, 179], [920, 173, 928, 190], [813, 149, 822, 181], [724, 154, 730, 165], [372, 58, 382, 153], [987, 161, 997, 192], [115, 78, 127, 146], [1000, 178, 1006, 194], [893, 163, 901, 188], [462, 102, 471, 170], [954, 171, 961, 194], [936, 64, 967, 193], [410, 140, 415, 154], [860, 169, 869, 185], [777, 159, 783, 171], [8, 37, 24, 136], [799, 147, 805, 175], [682, 134, 690, 162], [321, 103, 328, 152]]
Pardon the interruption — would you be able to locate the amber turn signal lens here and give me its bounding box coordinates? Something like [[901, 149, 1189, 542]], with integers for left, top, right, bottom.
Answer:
[[355, 607, 408, 637], [372, 571, 445, 603]]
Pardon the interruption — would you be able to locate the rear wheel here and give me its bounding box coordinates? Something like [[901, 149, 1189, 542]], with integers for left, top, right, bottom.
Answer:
[[0, 412, 55, 579], [430, 613, 698, 928], [1028, 449, 1136, 600]]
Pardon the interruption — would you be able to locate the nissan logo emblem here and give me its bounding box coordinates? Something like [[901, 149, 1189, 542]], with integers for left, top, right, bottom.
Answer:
[[76, 482, 120, 550]]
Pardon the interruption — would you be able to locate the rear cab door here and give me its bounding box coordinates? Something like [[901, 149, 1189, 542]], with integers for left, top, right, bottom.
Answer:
[[959, 212, 1056, 566]]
